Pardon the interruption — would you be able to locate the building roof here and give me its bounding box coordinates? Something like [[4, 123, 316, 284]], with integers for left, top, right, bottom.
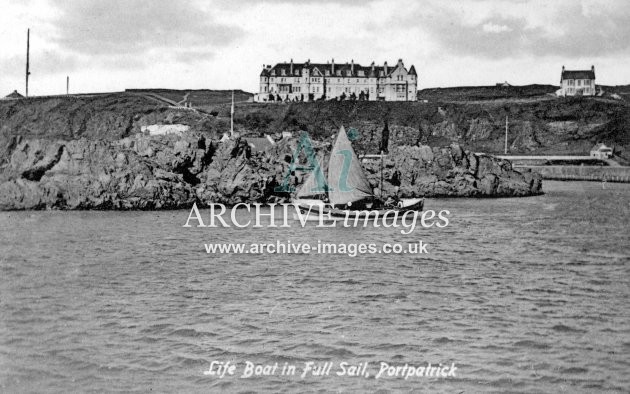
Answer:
[[562, 69, 595, 80], [245, 137, 275, 152], [590, 143, 612, 152], [3, 90, 24, 99], [408, 65, 417, 76], [263, 59, 411, 79]]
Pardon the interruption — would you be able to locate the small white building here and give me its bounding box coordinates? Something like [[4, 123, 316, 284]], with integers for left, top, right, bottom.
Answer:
[[590, 143, 613, 159], [2, 90, 24, 100], [558, 66, 596, 96]]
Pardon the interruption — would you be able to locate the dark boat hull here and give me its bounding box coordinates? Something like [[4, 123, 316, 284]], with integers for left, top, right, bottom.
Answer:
[[293, 198, 424, 221]]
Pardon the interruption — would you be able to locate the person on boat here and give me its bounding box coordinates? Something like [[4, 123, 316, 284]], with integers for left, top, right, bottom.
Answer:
[[344, 199, 375, 210], [383, 186, 401, 207]]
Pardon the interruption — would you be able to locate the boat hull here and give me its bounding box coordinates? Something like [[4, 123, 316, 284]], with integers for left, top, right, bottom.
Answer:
[[292, 198, 424, 221]]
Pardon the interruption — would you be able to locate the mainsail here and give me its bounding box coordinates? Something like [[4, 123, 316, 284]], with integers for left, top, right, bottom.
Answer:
[[296, 154, 328, 198], [327, 126, 373, 206]]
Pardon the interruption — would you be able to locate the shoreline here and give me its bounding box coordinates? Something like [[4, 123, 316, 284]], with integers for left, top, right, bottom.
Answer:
[[516, 165, 630, 183]]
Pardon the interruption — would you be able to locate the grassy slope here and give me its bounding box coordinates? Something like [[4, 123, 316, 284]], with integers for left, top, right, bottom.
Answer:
[[1, 86, 628, 161]]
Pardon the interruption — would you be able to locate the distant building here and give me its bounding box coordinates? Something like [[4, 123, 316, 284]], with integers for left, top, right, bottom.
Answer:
[[245, 135, 276, 152], [3, 90, 24, 100], [590, 143, 613, 159], [496, 81, 511, 87], [255, 59, 417, 102], [558, 65, 596, 96]]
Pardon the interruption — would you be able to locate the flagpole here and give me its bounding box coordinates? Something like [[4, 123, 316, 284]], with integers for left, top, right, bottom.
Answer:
[[230, 90, 234, 137]]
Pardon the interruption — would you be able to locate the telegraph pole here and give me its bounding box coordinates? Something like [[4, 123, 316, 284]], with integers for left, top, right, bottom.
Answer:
[[25, 28, 31, 97], [66, 76, 69, 95], [230, 90, 234, 137], [504, 115, 508, 154]]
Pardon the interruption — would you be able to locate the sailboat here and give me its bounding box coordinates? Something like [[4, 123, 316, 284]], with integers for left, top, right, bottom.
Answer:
[[293, 126, 424, 220]]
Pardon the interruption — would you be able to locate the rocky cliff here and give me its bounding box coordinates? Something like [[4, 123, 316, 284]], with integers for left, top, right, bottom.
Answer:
[[0, 94, 542, 210], [229, 96, 630, 161]]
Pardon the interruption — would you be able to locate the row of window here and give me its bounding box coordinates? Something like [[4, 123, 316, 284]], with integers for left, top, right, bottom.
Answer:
[[566, 79, 593, 86], [272, 69, 382, 77], [564, 87, 592, 94], [261, 76, 414, 83], [264, 85, 412, 95]]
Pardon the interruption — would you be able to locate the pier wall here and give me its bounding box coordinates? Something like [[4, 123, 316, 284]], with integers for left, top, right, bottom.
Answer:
[[516, 165, 630, 183]]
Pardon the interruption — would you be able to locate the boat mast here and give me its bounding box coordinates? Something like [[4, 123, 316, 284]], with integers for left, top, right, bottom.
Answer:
[[25, 28, 30, 97]]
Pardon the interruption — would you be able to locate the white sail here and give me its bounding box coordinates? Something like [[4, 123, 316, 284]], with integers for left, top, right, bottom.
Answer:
[[296, 160, 328, 198], [327, 126, 373, 206]]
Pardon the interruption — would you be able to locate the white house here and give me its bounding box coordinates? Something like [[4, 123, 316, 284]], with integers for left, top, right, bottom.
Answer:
[[590, 143, 613, 159], [255, 59, 417, 102], [558, 66, 596, 96]]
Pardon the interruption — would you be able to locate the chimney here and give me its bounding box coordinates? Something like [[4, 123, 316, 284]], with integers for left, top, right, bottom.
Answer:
[[591, 65, 595, 72], [290, 58, 293, 74], [398, 58, 403, 66], [384, 61, 388, 74], [562, 65, 565, 72], [351, 59, 354, 74], [331, 58, 335, 73]]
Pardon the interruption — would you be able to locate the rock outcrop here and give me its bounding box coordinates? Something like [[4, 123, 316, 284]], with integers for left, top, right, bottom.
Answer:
[[0, 94, 543, 210], [0, 132, 541, 210], [363, 144, 541, 198]]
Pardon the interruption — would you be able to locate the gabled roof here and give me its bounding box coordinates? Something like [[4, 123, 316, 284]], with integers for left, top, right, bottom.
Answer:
[[408, 65, 417, 76], [263, 60, 410, 79], [562, 70, 595, 80], [4, 90, 24, 99], [590, 143, 612, 152]]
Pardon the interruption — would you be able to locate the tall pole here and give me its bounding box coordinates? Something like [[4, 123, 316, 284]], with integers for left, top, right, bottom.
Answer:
[[66, 76, 69, 95], [25, 28, 30, 97], [230, 90, 234, 137], [380, 150, 384, 199], [504, 115, 508, 154]]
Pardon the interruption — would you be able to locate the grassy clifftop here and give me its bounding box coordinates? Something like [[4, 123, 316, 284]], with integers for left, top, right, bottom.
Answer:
[[223, 91, 629, 160], [1, 86, 628, 162]]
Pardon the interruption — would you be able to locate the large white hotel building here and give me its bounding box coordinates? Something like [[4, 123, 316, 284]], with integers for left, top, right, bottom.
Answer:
[[254, 59, 417, 102]]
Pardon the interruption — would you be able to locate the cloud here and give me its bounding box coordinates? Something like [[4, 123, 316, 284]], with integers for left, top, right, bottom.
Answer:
[[482, 22, 512, 33], [172, 49, 216, 64], [421, 15, 532, 59], [0, 52, 78, 77], [403, 0, 630, 59], [215, 0, 380, 6], [528, 1, 630, 57], [49, 0, 244, 60]]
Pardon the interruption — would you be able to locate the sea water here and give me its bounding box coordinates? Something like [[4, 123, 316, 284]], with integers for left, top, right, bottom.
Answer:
[[0, 181, 628, 393]]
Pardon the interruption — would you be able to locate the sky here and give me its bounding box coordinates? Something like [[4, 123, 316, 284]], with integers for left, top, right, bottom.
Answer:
[[1, 0, 629, 96]]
